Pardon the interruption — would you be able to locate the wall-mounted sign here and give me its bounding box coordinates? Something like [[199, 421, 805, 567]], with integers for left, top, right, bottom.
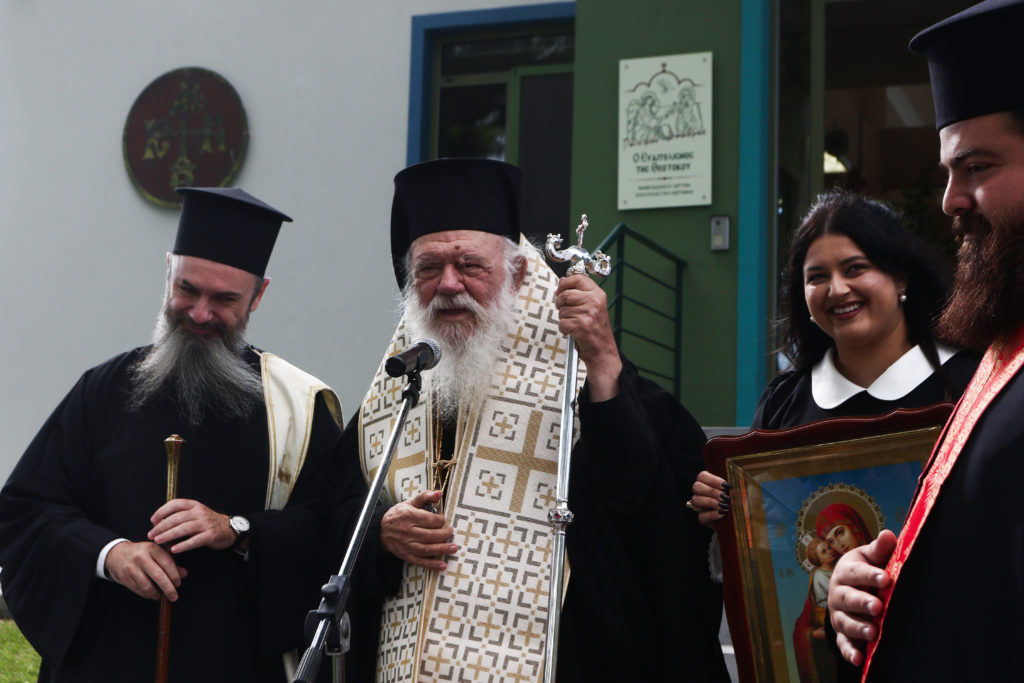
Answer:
[[618, 52, 712, 210], [123, 67, 248, 207]]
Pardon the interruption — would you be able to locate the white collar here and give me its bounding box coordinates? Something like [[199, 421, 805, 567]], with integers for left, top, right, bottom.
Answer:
[[811, 343, 957, 409]]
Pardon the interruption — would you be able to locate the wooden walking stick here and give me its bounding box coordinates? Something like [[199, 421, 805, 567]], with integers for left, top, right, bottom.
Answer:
[[155, 434, 184, 683]]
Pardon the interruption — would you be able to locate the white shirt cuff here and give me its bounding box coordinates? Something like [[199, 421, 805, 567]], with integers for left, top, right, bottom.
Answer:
[[97, 538, 129, 579]]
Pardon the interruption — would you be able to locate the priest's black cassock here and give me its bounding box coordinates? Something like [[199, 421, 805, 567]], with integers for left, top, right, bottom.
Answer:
[[863, 368, 1024, 680], [0, 347, 361, 682]]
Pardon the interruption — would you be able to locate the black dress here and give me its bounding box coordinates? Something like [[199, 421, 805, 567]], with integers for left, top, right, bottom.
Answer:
[[753, 346, 980, 430]]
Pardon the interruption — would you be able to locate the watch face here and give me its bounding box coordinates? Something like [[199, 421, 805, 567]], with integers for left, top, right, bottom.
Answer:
[[231, 516, 250, 534]]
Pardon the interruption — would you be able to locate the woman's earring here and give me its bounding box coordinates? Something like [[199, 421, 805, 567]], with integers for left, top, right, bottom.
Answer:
[[899, 290, 908, 303]]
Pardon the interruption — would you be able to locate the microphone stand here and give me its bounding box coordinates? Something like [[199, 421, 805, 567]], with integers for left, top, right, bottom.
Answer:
[[292, 368, 424, 683]]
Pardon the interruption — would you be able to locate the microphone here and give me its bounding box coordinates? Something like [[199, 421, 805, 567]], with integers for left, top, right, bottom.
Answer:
[[385, 338, 442, 377]]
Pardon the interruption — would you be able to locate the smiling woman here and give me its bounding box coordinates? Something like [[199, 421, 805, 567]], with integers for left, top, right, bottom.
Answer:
[[802, 233, 910, 387], [690, 189, 981, 526], [750, 188, 980, 430]]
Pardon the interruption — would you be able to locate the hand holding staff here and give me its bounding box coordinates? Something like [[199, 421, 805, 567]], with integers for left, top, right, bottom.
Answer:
[[543, 215, 612, 683]]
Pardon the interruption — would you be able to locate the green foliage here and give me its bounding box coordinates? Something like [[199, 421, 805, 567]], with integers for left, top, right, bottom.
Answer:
[[0, 619, 41, 683]]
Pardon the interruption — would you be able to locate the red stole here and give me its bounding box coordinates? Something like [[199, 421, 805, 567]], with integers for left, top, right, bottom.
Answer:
[[861, 326, 1024, 681]]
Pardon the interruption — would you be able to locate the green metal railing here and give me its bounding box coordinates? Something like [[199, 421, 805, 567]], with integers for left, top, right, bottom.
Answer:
[[595, 223, 687, 398]]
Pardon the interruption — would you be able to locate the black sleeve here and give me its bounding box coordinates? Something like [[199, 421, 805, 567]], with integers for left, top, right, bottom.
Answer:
[[751, 370, 796, 430], [0, 367, 122, 667], [575, 356, 706, 514], [558, 357, 730, 682]]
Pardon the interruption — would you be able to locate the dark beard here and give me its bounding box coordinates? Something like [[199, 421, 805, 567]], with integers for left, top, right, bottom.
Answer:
[[936, 210, 1024, 349], [126, 307, 264, 427]]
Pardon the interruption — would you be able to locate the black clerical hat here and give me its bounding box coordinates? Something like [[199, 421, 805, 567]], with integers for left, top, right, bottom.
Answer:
[[390, 158, 522, 287], [172, 187, 292, 277], [910, 0, 1024, 130]]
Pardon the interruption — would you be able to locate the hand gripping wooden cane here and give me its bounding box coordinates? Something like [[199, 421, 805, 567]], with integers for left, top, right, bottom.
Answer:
[[155, 434, 184, 683], [542, 215, 611, 682]]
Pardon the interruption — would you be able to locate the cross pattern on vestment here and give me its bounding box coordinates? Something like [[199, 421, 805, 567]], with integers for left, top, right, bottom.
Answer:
[[483, 563, 513, 596], [475, 411, 550, 514], [508, 324, 534, 356], [464, 653, 492, 679], [532, 528, 553, 566], [457, 519, 489, 559], [386, 378, 403, 406], [490, 412, 519, 439], [529, 368, 560, 400], [489, 525, 523, 559], [507, 662, 533, 683], [497, 362, 524, 394], [422, 647, 449, 677], [542, 332, 566, 361], [377, 451, 428, 501], [368, 429, 384, 458], [513, 610, 544, 650], [401, 477, 421, 501], [524, 574, 549, 605], [477, 471, 506, 498], [518, 286, 544, 315], [433, 598, 467, 634], [442, 558, 475, 589], [404, 416, 420, 444], [536, 483, 556, 509], [477, 606, 508, 641]]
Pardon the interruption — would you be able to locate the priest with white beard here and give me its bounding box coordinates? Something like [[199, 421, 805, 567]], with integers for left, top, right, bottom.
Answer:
[[0, 188, 361, 682], [342, 158, 729, 683]]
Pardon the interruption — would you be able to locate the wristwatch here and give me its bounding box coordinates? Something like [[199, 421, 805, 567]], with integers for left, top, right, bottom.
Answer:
[[228, 515, 250, 550]]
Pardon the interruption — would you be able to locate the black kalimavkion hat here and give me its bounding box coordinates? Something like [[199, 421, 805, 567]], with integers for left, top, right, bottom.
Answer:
[[173, 187, 292, 277], [390, 158, 522, 287], [910, 0, 1024, 130]]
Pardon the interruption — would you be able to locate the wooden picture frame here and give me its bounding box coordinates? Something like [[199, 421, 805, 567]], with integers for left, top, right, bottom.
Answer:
[[704, 404, 952, 683]]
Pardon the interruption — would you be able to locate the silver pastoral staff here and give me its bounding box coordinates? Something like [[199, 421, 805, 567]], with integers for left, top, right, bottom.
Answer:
[[543, 215, 611, 682]]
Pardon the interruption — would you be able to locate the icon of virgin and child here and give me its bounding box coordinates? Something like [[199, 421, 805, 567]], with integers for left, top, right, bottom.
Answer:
[[793, 488, 879, 683]]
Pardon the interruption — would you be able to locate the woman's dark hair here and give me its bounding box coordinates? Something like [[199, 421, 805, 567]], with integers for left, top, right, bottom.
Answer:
[[778, 188, 951, 384]]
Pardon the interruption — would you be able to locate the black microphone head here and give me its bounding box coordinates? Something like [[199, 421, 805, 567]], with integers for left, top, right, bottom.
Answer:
[[384, 355, 406, 378], [384, 338, 442, 377], [414, 338, 442, 370]]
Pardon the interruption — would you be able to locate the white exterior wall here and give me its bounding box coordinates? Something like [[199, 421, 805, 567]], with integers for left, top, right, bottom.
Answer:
[[0, 0, 562, 481]]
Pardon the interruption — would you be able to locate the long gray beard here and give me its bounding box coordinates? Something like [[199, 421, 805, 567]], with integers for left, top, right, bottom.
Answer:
[[126, 307, 264, 428], [402, 281, 519, 421]]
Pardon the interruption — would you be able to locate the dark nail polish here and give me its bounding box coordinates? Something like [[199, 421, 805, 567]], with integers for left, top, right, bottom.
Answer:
[[719, 492, 731, 503], [718, 504, 730, 515], [721, 481, 732, 490]]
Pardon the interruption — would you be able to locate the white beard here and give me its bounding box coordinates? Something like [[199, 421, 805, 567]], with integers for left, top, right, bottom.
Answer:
[[401, 280, 519, 421]]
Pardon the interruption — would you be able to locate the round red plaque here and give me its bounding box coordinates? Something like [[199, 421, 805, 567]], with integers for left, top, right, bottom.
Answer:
[[123, 67, 248, 207]]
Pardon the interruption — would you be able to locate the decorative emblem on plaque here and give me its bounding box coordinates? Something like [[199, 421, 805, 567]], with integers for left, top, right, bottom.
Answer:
[[122, 67, 248, 207]]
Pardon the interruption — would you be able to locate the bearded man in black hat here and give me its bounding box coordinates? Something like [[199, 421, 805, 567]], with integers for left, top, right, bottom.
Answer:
[[341, 158, 728, 682], [0, 188, 361, 682], [827, 1, 1024, 679]]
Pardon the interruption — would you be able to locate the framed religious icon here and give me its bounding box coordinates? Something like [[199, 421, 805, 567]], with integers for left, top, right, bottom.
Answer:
[[704, 403, 952, 683], [122, 66, 248, 207]]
